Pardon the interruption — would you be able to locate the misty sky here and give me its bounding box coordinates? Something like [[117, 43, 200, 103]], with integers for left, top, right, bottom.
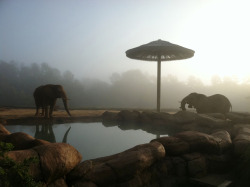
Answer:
[[1, 0, 250, 84]]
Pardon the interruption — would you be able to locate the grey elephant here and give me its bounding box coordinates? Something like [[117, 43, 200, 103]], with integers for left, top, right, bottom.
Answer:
[[180, 92, 232, 114], [33, 84, 71, 118]]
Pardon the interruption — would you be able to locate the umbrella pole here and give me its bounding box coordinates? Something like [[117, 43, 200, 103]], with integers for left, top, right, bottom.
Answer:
[[157, 59, 161, 112]]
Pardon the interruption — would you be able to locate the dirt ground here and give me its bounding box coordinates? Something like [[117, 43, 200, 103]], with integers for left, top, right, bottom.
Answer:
[[0, 108, 118, 125], [0, 108, 106, 119], [0, 107, 176, 125]]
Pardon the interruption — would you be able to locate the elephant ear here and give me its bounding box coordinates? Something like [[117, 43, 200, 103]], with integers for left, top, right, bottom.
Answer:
[[53, 85, 64, 98], [196, 94, 206, 101]]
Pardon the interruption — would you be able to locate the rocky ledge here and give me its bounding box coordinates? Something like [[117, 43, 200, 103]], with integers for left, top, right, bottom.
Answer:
[[1, 110, 250, 186]]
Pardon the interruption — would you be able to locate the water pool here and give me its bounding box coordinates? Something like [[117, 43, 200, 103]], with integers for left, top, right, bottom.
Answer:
[[5, 122, 167, 160]]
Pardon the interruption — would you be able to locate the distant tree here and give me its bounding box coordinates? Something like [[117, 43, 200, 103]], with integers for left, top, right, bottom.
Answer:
[[1, 60, 250, 112]]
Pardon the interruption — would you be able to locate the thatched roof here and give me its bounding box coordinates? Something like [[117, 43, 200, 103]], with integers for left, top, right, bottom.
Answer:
[[126, 39, 195, 61]]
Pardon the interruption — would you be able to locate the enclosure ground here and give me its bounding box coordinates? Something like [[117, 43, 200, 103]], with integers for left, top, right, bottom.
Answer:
[[0, 108, 113, 125]]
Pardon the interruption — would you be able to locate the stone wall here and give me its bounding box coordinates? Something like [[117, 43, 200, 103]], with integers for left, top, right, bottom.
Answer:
[[2, 110, 250, 186]]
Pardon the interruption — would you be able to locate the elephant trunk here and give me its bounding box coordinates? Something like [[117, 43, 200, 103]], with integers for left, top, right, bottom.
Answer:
[[62, 127, 71, 143], [62, 98, 71, 116], [180, 98, 187, 111]]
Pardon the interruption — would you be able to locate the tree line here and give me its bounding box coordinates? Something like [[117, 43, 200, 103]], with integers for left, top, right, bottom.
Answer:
[[1, 60, 250, 112]]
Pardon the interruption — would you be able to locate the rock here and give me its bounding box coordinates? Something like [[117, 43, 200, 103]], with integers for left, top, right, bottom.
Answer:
[[102, 111, 118, 123], [196, 114, 230, 129], [0, 124, 11, 141], [139, 112, 176, 133], [210, 130, 232, 154], [4, 149, 42, 180], [117, 170, 152, 187], [151, 136, 190, 156], [182, 153, 207, 178], [238, 127, 250, 136], [4, 132, 35, 150], [0, 124, 11, 134], [231, 124, 250, 138], [106, 142, 164, 181], [233, 127, 250, 156], [226, 112, 246, 123], [171, 157, 187, 177], [205, 113, 227, 120], [47, 178, 68, 187], [175, 131, 219, 154], [67, 160, 93, 183], [173, 111, 198, 124], [140, 111, 154, 124], [83, 162, 116, 186], [117, 110, 141, 123], [3, 132, 49, 150], [33, 143, 82, 184], [205, 154, 232, 173], [68, 142, 165, 186], [72, 181, 97, 187]]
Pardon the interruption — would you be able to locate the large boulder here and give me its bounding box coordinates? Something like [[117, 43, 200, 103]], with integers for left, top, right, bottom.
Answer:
[[0, 123, 11, 135], [174, 131, 219, 154], [231, 124, 250, 138], [173, 111, 197, 124], [196, 114, 231, 130], [117, 110, 141, 123], [3, 132, 49, 150], [226, 112, 250, 123], [182, 153, 207, 178], [205, 154, 232, 173], [4, 149, 42, 180], [205, 113, 227, 120], [140, 111, 154, 124], [210, 130, 232, 154], [171, 156, 187, 177], [233, 127, 250, 156], [151, 136, 190, 156], [102, 111, 118, 123], [33, 143, 82, 184], [174, 130, 232, 155], [68, 141, 165, 186]]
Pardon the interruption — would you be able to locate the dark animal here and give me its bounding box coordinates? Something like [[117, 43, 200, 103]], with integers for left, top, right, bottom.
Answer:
[[33, 84, 71, 118], [180, 92, 232, 114]]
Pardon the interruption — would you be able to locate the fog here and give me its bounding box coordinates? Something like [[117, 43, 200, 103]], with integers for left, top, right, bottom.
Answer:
[[1, 0, 250, 85], [1, 61, 250, 112]]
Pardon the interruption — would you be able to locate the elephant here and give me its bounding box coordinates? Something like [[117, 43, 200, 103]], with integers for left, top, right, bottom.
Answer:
[[180, 92, 232, 114], [35, 123, 71, 143], [33, 84, 71, 118]]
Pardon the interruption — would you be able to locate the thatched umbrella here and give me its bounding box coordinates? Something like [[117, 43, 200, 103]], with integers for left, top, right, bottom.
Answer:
[[126, 39, 195, 112]]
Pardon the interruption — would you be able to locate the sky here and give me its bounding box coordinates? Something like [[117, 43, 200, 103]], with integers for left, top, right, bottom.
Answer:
[[1, 0, 250, 85]]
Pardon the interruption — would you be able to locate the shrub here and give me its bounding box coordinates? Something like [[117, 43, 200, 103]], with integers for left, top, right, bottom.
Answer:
[[0, 142, 42, 187]]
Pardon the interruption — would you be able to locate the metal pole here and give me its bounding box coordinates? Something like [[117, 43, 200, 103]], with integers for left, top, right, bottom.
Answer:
[[157, 59, 161, 112]]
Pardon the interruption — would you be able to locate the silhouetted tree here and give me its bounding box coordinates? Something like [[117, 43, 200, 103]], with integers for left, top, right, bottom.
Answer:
[[1, 60, 250, 112]]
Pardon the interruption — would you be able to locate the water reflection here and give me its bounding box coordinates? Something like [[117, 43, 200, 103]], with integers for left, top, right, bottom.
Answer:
[[104, 121, 177, 139], [5, 120, 173, 160], [35, 123, 71, 143]]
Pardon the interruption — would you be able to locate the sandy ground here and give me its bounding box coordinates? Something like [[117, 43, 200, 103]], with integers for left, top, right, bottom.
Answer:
[[0, 108, 116, 124], [0, 107, 177, 125], [0, 108, 104, 118]]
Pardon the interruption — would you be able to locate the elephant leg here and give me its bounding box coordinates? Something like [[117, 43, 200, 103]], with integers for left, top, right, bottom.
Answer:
[[49, 100, 56, 118], [44, 106, 49, 118], [41, 107, 45, 116], [35, 107, 39, 116]]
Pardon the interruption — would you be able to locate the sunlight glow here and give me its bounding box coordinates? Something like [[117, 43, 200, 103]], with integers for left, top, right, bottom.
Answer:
[[180, 0, 250, 84]]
